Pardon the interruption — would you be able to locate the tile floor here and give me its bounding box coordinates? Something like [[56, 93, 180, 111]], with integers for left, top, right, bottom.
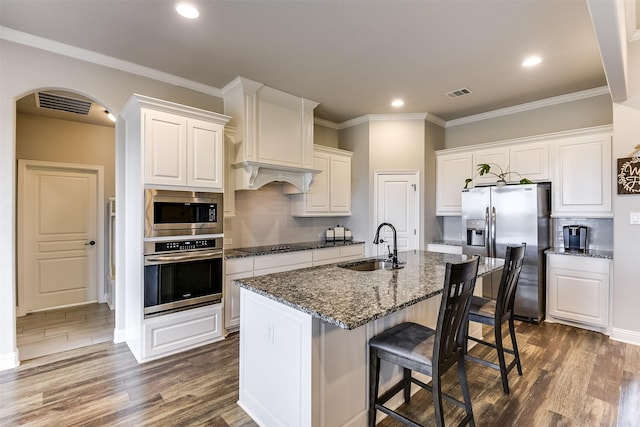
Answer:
[[16, 303, 114, 361]]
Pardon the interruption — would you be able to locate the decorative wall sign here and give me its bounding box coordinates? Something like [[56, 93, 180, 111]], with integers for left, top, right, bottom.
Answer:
[[617, 157, 640, 194]]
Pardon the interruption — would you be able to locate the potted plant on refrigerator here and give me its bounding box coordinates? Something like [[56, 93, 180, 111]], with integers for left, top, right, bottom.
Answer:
[[464, 163, 534, 189]]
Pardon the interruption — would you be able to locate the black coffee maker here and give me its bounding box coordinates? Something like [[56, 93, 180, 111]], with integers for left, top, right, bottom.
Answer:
[[563, 225, 588, 251]]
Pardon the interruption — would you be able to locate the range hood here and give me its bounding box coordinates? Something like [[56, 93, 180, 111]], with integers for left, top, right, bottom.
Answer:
[[223, 77, 320, 192]]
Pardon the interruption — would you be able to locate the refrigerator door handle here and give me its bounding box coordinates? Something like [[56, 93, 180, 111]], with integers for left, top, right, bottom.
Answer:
[[491, 207, 497, 258], [484, 207, 491, 257]]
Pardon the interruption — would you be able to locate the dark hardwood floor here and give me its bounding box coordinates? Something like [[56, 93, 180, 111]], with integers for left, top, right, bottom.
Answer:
[[1, 319, 639, 426]]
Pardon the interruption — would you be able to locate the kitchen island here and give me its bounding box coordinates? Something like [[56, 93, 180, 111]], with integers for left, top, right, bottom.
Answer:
[[234, 250, 504, 427]]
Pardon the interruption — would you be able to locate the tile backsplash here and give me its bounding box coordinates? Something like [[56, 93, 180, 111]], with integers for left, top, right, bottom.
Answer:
[[441, 216, 613, 251], [552, 218, 613, 251], [223, 183, 348, 249]]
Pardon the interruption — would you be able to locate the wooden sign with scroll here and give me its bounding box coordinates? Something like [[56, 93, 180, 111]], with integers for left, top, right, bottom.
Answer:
[[617, 157, 640, 194]]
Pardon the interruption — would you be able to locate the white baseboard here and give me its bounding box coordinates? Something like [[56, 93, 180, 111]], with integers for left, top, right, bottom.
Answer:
[[0, 350, 20, 372], [609, 327, 640, 346]]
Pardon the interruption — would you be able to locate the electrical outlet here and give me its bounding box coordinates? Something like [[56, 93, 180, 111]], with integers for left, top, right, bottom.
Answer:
[[265, 322, 274, 344], [630, 212, 640, 225]]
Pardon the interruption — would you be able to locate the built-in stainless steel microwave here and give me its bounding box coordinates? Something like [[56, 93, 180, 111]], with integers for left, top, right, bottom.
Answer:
[[144, 189, 222, 237]]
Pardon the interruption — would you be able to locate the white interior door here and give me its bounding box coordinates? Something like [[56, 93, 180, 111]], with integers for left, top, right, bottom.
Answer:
[[18, 160, 102, 314], [375, 173, 418, 257]]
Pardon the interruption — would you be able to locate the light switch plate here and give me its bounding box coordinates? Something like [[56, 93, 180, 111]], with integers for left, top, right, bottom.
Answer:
[[630, 212, 640, 225]]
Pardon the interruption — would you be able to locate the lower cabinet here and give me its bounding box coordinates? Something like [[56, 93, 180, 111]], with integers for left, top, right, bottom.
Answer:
[[547, 254, 611, 331], [143, 304, 223, 361], [224, 244, 365, 332]]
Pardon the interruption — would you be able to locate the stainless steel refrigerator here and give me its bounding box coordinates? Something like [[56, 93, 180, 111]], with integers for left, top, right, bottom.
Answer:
[[461, 183, 550, 322]]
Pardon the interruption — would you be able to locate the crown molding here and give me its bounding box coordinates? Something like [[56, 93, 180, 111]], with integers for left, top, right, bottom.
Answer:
[[445, 86, 611, 128], [318, 112, 445, 130], [0, 26, 223, 97]]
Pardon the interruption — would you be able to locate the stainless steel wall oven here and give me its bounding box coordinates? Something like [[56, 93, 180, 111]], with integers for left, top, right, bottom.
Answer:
[[144, 237, 223, 316], [145, 189, 222, 237]]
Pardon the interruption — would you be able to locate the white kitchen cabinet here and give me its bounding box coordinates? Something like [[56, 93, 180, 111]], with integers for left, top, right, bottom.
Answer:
[[223, 127, 237, 217], [473, 147, 509, 185], [289, 145, 352, 217], [547, 254, 611, 331], [426, 243, 463, 255], [312, 244, 365, 266], [143, 106, 228, 191], [435, 151, 473, 215], [509, 141, 550, 182], [551, 131, 612, 217], [222, 77, 319, 192]]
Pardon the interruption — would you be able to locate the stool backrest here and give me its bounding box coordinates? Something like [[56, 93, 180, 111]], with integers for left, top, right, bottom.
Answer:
[[434, 256, 480, 373], [495, 244, 527, 323]]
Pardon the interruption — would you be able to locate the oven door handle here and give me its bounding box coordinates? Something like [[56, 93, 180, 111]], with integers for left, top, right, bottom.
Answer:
[[144, 250, 223, 265]]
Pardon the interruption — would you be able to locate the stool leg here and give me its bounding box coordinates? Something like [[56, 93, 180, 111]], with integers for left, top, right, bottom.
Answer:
[[457, 358, 476, 427], [495, 323, 510, 394], [431, 370, 445, 427], [369, 348, 380, 427], [403, 368, 411, 403], [509, 318, 522, 375]]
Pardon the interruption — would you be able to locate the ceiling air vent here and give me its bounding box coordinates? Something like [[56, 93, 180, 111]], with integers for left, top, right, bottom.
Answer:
[[445, 88, 472, 99], [36, 92, 93, 115]]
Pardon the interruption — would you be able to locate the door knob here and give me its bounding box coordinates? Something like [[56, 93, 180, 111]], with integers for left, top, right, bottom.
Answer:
[[85, 240, 96, 246]]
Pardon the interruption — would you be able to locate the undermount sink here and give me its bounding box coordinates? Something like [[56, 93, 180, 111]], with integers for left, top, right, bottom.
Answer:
[[339, 259, 402, 271]]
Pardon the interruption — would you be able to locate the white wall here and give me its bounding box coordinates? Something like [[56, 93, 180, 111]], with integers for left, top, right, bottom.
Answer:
[[0, 39, 224, 369]]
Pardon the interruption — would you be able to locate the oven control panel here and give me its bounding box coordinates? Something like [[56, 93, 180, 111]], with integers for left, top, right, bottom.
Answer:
[[147, 237, 222, 254]]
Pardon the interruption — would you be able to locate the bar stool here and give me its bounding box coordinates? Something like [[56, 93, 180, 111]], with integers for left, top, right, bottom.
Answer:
[[466, 244, 526, 394], [368, 257, 480, 427]]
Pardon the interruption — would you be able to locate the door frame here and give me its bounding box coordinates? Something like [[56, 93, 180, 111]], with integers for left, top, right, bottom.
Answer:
[[373, 170, 421, 255], [17, 159, 105, 316]]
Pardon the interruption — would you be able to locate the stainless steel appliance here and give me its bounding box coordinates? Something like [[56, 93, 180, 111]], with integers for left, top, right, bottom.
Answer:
[[461, 183, 550, 322], [563, 225, 588, 251], [143, 237, 223, 316], [144, 189, 222, 237]]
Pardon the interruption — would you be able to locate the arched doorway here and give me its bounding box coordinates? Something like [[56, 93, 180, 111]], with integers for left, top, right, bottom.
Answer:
[[15, 89, 116, 360]]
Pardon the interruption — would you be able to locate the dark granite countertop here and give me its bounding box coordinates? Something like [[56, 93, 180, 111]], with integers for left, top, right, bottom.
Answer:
[[545, 248, 613, 260], [225, 240, 365, 259], [234, 250, 504, 330]]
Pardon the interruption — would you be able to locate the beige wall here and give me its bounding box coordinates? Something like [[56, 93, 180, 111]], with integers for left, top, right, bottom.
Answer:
[[612, 35, 640, 339], [16, 114, 116, 201], [445, 94, 613, 148], [424, 120, 445, 242], [314, 123, 339, 148]]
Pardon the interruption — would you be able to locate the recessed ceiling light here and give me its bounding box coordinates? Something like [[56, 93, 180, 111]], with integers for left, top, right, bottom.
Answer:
[[105, 110, 116, 122], [176, 3, 199, 19], [391, 99, 404, 107], [522, 56, 542, 67]]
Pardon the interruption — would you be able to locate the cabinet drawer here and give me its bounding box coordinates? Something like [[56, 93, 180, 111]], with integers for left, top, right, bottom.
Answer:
[[341, 244, 365, 259], [143, 304, 223, 360], [547, 254, 610, 274], [226, 257, 254, 274], [254, 251, 313, 271], [314, 247, 341, 262]]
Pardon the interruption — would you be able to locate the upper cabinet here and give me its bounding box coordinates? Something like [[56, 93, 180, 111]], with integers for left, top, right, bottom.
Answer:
[[123, 94, 230, 192], [435, 126, 611, 217], [288, 145, 352, 217], [222, 77, 320, 192], [435, 151, 473, 215], [551, 131, 612, 217]]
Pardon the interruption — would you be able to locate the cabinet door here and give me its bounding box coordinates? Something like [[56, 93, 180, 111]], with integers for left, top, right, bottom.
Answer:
[[225, 271, 252, 330], [187, 119, 224, 190], [144, 110, 187, 186], [305, 151, 331, 212], [329, 154, 351, 213], [552, 134, 612, 217], [473, 147, 509, 185], [509, 141, 549, 182], [436, 152, 473, 215]]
